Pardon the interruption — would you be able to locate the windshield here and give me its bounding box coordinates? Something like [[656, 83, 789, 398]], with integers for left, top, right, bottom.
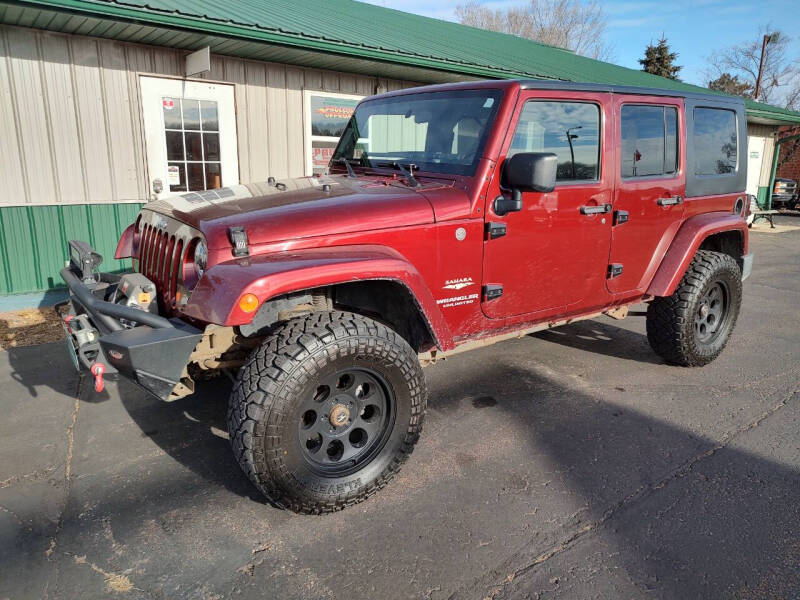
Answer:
[[331, 89, 504, 177]]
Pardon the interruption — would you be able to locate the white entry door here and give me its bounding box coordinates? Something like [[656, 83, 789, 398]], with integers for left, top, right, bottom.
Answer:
[[140, 76, 239, 199], [746, 135, 766, 197]]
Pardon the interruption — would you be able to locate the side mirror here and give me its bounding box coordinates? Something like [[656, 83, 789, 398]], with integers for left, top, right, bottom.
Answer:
[[504, 152, 558, 193], [493, 152, 558, 216]]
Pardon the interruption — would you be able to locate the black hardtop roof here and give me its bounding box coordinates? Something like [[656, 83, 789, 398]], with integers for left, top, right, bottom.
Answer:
[[372, 79, 744, 109], [518, 80, 745, 106]]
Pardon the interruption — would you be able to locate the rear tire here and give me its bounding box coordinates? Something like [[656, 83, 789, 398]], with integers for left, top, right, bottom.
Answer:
[[646, 250, 742, 366], [228, 311, 426, 513]]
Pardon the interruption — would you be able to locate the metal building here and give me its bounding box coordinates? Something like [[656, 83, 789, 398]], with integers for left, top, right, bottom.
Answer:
[[1, 0, 799, 302]]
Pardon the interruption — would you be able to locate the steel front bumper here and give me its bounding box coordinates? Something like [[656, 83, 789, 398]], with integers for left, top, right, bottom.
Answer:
[[59, 246, 202, 401]]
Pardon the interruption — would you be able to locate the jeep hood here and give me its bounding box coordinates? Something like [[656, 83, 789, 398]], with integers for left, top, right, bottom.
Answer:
[[144, 175, 465, 249]]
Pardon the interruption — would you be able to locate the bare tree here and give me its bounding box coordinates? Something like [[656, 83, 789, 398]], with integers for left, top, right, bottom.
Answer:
[[456, 0, 613, 61], [707, 27, 799, 107]]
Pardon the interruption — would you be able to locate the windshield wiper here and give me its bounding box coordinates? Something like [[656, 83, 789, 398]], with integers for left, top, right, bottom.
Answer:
[[334, 158, 357, 178], [376, 161, 420, 188]]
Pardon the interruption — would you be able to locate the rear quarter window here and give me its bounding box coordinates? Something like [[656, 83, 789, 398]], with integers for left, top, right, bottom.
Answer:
[[693, 108, 737, 176]]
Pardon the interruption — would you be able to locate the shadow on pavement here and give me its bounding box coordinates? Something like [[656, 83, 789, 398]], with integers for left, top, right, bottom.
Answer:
[[440, 360, 800, 599], [115, 375, 265, 503], [532, 318, 664, 365], [1, 330, 797, 599]]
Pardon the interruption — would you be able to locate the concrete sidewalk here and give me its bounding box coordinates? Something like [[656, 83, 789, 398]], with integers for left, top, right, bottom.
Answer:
[[1, 221, 798, 600]]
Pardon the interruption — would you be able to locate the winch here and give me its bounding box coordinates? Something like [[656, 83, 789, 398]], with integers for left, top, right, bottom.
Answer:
[[112, 273, 158, 327]]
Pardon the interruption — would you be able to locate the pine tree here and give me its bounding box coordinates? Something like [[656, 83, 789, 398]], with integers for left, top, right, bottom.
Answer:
[[707, 73, 753, 98], [639, 36, 682, 80]]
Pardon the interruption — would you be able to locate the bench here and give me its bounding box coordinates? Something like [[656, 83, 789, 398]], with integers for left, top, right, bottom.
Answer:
[[752, 209, 779, 228]]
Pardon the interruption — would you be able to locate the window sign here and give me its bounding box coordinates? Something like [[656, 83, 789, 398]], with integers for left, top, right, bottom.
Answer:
[[305, 91, 363, 175]]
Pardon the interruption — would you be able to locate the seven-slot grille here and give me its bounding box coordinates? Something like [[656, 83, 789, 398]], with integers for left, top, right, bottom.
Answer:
[[137, 222, 186, 312]]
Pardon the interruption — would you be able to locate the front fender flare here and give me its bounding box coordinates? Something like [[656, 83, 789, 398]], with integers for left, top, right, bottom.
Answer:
[[182, 244, 453, 350], [646, 212, 748, 297]]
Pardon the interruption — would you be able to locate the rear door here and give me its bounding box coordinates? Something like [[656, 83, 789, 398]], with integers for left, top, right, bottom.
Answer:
[[607, 95, 685, 295], [482, 90, 614, 319]]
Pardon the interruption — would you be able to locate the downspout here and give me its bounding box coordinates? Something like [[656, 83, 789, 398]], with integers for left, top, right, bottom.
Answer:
[[768, 133, 800, 211]]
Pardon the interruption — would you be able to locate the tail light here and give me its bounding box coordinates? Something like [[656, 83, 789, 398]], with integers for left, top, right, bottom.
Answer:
[[745, 194, 757, 219]]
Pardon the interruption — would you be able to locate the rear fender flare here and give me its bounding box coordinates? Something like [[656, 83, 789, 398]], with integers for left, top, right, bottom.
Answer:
[[181, 244, 453, 350], [646, 212, 748, 297]]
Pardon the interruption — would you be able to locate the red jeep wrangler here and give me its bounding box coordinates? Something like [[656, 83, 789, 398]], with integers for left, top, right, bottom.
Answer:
[[60, 80, 753, 513]]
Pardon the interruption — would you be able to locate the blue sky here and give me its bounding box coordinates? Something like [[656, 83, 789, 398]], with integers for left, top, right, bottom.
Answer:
[[360, 0, 800, 91]]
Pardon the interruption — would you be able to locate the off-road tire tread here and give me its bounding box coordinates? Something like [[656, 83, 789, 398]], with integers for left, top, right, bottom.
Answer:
[[227, 311, 426, 514], [646, 250, 741, 366]]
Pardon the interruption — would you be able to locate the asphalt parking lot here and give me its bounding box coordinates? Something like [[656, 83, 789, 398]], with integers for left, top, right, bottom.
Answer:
[[1, 219, 798, 600]]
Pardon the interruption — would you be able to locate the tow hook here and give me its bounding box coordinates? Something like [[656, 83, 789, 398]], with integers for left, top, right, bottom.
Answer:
[[90, 363, 106, 393]]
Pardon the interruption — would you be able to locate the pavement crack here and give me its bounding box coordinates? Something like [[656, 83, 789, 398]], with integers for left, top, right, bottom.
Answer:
[[461, 386, 797, 600], [67, 552, 139, 595], [45, 374, 83, 560]]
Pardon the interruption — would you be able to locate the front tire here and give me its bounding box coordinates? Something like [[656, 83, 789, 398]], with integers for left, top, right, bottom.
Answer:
[[228, 311, 426, 513], [646, 250, 742, 366]]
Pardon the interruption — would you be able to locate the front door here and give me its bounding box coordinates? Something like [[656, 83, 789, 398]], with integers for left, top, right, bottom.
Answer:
[[140, 76, 239, 199], [607, 96, 685, 295], [482, 91, 614, 319]]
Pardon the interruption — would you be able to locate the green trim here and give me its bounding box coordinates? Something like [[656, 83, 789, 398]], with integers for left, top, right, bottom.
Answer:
[[0, 209, 11, 293], [0, 203, 143, 295], [25, 205, 42, 290], [756, 187, 769, 210]]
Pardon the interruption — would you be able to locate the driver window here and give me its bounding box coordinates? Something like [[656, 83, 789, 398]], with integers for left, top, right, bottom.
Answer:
[[509, 101, 600, 182]]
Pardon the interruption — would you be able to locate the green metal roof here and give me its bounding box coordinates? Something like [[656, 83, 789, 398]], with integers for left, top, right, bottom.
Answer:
[[6, 0, 800, 124]]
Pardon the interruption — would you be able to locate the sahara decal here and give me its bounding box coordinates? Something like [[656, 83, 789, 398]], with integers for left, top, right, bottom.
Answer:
[[443, 277, 475, 290]]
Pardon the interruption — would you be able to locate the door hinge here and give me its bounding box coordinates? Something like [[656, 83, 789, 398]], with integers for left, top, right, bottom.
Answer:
[[485, 222, 507, 239], [607, 264, 624, 279], [484, 284, 503, 300], [613, 210, 629, 226]]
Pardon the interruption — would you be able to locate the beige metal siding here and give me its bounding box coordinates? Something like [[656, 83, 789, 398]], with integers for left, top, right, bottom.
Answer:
[[0, 24, 418, 207]]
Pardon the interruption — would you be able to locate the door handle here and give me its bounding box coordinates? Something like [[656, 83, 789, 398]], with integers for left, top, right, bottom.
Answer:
[[657, 195, 683, 206], [580, 203, 612, 215]]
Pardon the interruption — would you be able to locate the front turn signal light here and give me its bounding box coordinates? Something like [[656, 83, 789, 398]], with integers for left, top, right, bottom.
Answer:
[[238, 293, 259, 313]]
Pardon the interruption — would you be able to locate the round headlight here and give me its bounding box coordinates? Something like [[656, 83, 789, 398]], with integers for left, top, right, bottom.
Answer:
[[194, 240, 208, 274]]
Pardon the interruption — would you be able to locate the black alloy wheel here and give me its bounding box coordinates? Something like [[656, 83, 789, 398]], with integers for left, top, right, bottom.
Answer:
[[298, 368, 393, 477]]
